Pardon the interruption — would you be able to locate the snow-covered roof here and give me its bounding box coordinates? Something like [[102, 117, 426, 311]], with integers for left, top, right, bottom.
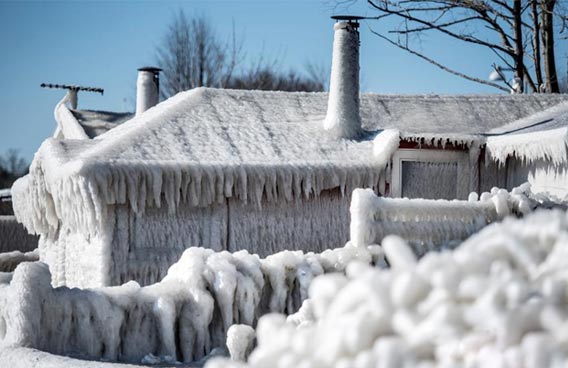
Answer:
[[70, 109, 133, 138], [13, 88, 568, 237], [486, 101, 568, 164]]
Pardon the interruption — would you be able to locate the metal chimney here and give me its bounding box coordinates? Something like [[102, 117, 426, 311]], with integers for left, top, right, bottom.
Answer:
[[323, 16, 363, 139], [136, 66, 162, 116]]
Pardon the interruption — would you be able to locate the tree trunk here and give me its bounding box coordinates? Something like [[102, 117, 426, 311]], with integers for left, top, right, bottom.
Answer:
[[531, 0, 543, 90], [513, 0, 525, 93], [541, 0, 560, 93]]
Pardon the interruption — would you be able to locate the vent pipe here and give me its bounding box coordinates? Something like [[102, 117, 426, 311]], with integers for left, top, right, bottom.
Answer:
[[136, 66, 162, 116], [324, 16, 363, 139]]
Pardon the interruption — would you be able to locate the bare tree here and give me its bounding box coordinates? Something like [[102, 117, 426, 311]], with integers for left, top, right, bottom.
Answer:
[[0, 149, 28, 189], [345, 0, 567, 93], [157, 11, 327, 96], [157, 11, 241, 98], [229, 57, 327, 92]]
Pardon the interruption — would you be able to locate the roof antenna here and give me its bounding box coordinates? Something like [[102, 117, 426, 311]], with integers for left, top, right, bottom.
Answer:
[[40, 83, 104, 110]]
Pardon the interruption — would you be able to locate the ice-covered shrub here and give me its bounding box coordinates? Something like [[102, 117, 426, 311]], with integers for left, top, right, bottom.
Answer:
[[210, 209, 568, 368], [0, 245, 384, 364]]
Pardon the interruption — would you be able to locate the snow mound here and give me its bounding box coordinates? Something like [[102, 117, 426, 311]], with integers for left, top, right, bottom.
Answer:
[[211, 209, 568, 368], [0, 245, 384, 364]]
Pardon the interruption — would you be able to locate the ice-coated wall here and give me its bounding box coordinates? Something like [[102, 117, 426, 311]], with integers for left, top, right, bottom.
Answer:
[[42, 189, 354, 288], [0, 244, 384, 364], [350, 187, 535, 255], [323, 21, 361, 139]]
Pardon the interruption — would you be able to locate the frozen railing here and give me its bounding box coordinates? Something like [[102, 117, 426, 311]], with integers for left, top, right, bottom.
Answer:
[[350, 187, 535, 255], [0, 245, 384, 364]]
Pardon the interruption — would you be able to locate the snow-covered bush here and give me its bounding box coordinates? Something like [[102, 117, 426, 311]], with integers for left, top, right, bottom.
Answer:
[[0, 245, 384, 364], [209, 209, 568, 368]]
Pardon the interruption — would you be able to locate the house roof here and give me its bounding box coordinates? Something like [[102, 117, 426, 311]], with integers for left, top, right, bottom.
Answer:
[[70, 110, 133, 138], [12, 88, 568, 237], [486, 101, 568, 165]]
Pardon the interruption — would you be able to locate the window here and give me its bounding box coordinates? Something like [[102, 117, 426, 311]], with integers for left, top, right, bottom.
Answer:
[[391, 149, 470, 200]]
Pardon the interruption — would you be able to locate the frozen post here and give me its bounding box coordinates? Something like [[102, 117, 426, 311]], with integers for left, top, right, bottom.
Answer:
[[136, 66, 162, 116], [323, 16, 363, 139]]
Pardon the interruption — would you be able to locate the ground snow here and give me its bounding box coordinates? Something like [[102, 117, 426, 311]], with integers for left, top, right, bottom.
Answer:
[[209, 209, 568, 368]]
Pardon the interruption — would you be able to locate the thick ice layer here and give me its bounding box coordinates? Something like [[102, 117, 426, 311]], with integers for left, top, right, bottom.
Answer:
[[323, 21, 361, 139], [213, 209, 568, 368], [0, 244, 384, 364], [372, 129, 399, 167], [487, 127, 568, 165], [53, 92, 89, 140], [350, 186, 536, 255]]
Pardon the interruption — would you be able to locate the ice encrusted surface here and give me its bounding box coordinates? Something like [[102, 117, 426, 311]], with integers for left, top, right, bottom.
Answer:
[[0, 244, 384, 364], [350, 185, 536, 255], [210, 209, 568, 368], [487, 127, 568, 165], [485, 101, 568, 165], [323, 22, 361, 139], [13, 88, 568, 240]]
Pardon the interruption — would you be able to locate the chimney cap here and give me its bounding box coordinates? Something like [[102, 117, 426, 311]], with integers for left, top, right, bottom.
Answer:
[[331, 15, 365, 24], [138, 66, 162, 73]]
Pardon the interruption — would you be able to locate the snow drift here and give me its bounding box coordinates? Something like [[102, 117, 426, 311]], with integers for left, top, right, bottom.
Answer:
[[210, 209, 568, 368]]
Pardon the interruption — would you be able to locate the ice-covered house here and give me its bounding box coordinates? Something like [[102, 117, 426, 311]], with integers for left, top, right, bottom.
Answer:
[[13, 18, 568, 288]]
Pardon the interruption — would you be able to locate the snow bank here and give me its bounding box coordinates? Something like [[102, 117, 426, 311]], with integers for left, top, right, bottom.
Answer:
[[0, 216, 38, 254], [0, 245, 384, 364], [211, 209, 568, 368], [350, 186, 536, 255]]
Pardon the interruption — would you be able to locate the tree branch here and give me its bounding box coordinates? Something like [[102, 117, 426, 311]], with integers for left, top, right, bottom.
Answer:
[[370, 29, 510, 92]]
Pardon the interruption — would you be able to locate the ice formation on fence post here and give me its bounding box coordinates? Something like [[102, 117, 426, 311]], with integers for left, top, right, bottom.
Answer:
[[323, 20, 361, 139], [209, 209, 568, 368], [349, 185, 537, 254]]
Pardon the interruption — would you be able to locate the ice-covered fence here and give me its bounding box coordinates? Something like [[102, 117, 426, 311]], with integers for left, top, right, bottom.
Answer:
[[350, 187, 534, 255], [0, 216, 38, 254], [0, 250, 38, 273], [0, 245, 384, 364]]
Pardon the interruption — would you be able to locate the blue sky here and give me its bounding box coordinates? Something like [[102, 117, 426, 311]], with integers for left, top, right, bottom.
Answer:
[[0, 0, 565, 161]]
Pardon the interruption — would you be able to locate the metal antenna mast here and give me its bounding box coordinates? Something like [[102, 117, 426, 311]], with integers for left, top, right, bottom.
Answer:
[[40, 83, 104, 109]]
